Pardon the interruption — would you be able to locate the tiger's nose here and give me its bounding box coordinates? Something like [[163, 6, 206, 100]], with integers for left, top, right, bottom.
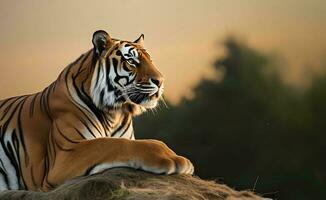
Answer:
[[150, 77, 164, 87]]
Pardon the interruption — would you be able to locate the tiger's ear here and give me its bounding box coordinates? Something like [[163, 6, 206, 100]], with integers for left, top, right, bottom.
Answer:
[[92, 30, 112, 56], [134, 34, 145, 46]]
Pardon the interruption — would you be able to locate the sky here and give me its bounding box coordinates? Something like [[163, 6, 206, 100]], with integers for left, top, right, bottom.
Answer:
[[0, 0, 325, 103]]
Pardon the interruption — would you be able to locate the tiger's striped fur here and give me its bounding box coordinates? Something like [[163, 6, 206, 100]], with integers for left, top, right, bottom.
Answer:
[[0, 30, 194, 191]]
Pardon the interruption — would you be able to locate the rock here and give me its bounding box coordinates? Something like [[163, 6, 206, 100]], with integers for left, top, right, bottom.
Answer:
[[0, 168, 265, 200]]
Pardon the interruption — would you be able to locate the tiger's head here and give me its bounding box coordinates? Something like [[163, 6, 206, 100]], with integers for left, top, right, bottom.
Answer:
[[90, 30, 164, 111]]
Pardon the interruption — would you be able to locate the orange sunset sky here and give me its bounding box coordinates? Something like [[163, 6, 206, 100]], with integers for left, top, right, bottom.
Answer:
[[0, 0, 325, 103]]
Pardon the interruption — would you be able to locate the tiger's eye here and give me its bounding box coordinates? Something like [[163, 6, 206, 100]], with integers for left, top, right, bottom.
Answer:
[[127, 59, 136, 65]]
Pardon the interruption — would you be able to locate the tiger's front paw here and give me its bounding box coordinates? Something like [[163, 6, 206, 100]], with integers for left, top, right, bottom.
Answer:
[[168, 155, 194, 175], [133, 139, 194, 175]]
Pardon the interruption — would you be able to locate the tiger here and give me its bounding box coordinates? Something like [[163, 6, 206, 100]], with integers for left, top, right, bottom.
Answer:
[[0, 30, 194, 191]]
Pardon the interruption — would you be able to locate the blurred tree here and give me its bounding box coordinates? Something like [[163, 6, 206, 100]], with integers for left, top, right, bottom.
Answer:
[[134, 37, 326, 200]]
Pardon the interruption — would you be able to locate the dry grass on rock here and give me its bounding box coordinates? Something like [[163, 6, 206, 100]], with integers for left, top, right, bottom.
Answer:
[[0, 168, 265, 200]]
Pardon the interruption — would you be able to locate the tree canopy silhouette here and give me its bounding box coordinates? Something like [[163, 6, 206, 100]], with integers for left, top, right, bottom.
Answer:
[[135, 37, 326, 200]]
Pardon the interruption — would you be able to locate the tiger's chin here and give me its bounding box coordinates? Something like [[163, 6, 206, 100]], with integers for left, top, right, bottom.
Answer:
[[139, 99, 159, 109], [126, 95, 160, 109], [138, 92, 163, 109]]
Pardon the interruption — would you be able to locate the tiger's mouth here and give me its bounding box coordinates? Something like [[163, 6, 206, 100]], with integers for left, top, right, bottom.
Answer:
[[118, 84, 163, 109], [117, 82, 164, 109], [128, 91, 161, 109]]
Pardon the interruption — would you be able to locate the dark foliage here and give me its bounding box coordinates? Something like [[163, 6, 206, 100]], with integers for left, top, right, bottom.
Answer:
[[135, 38, 326, 200]]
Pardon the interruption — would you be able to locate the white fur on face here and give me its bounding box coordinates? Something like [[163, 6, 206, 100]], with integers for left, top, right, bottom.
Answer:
[[108, 43, 139, 89], [90, 43, 140, 109], [119, 43, 140, 64], [90, 42, 162, 109], [90, 57, 118, 109]]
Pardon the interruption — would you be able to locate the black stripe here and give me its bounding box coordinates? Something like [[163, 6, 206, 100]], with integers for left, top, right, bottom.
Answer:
[[4, 134, 20, 189], [1, 96, 26, 121], [12, 131, 26, 189], [71, 78, 103, 135], [53, 136, 73, 152], [29, 93, 39, 118], [111, 116, 130, 137], [64, 52, 106, 136], [0, 159, 9, 189], [74, 128, 87, 139], [79, 118, 97, 138], [17, 97, 29, 159], [94, 62, 102, 87], [0, 96, 18, 110], [84, 164, 99, 176], [119, 120, 132, 138], [54, 122, 79, 143]]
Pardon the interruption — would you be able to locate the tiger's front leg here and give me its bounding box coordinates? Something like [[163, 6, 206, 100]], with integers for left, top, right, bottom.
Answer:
[[42, 138, 194, 191]]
